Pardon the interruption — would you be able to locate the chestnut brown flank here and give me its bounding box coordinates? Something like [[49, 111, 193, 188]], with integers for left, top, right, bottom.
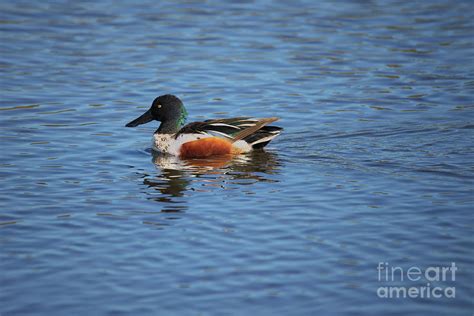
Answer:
[[180, 137, 233, 158]]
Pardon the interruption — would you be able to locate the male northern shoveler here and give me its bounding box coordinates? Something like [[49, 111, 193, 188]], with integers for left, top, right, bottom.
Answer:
[[126, 94, 282, 159]]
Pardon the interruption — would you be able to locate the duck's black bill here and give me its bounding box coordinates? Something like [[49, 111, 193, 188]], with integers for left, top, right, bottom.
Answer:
[[126, 109, 154, 127]]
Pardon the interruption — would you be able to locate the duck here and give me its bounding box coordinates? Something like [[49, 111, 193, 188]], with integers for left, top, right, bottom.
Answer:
[[126, 94, 282, 159]]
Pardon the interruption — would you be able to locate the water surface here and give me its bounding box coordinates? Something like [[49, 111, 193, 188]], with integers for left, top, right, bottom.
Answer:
[[1, 1, 473, 315]]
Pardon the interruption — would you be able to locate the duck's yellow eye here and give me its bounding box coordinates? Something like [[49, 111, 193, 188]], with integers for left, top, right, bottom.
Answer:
[[156, 104, 162, 108]]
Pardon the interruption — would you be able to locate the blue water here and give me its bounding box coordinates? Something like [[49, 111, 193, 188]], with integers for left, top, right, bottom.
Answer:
[[1, 1, 473, 315]]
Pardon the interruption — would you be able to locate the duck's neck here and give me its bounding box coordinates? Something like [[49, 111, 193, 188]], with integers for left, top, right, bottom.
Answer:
[[155, 107, 188, 134], [156, 119, 181, 134]]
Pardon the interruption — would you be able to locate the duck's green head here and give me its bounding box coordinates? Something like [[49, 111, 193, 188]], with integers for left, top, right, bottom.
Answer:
[[126, 94, 188, 132]]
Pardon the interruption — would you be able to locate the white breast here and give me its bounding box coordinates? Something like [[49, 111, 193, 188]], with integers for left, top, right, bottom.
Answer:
[[152, 133, 211, 156]]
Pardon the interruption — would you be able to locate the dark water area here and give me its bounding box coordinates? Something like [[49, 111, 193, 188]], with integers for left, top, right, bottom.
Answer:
[[1, 1, 473, 315]]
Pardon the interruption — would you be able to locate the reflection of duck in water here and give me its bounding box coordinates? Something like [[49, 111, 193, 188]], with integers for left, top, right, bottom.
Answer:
[[139, 150, 281, 226], [126, 94, 282, 158], [149, 149, 281, 190]]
